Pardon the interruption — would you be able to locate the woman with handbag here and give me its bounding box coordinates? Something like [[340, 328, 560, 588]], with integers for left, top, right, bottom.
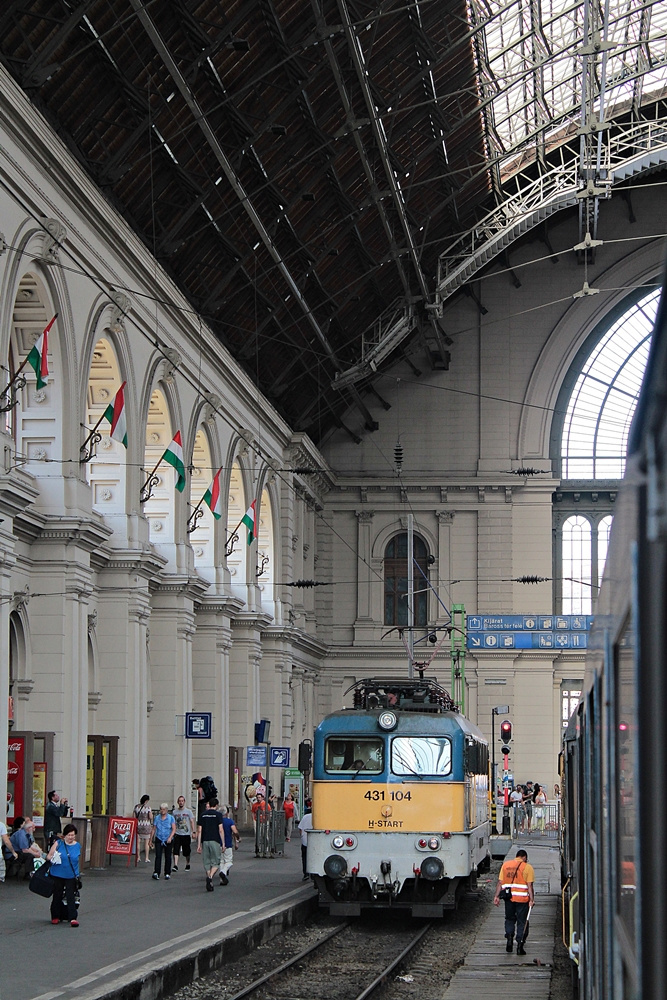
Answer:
[[47, 824, 81, 927]]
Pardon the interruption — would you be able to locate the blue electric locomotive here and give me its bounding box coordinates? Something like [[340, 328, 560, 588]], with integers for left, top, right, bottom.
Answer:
[[307, 677, 490, 916]]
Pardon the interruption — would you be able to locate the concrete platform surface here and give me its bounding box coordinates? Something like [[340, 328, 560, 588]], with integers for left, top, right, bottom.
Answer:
[[443, 841, 561, 1000], [0, 841, 316, 1000]]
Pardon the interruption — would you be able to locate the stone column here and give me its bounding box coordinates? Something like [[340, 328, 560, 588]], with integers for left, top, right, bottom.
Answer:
[[191, 599, 237, 803], [147, 576, 206, 805], [354, 510, 374, 641], [436, 510, 454, 624], [94, 550, 164, 812]]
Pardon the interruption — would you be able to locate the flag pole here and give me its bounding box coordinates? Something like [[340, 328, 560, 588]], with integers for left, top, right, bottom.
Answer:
[[225, 514, 245, 556], [79, 409, 111, 463], [186, 494, 207, 533], [0, 313, 58, 413], [140, 456, 166, 503]]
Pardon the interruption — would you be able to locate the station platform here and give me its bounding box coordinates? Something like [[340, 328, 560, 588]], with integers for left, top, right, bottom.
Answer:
[[444, 839, 562, 1000], [2, 839, 316, 1000], [5, 838, 562, 1000]]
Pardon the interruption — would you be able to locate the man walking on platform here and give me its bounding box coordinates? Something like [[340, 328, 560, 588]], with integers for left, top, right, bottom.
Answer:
[[493, 848, 535, 955], [219, 806, 240, 885], [197, 797, 224, 892]]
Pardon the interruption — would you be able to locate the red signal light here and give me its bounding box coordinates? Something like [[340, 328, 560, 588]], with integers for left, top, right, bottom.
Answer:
[[500, 720, 512, 742]]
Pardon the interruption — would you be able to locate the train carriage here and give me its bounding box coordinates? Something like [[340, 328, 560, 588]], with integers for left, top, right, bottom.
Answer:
[[307, 678, 490, 916], [560, 267, 667, 1000]]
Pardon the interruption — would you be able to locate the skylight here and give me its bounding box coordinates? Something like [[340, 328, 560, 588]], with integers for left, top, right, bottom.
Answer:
[[467, 0, 667, 170]]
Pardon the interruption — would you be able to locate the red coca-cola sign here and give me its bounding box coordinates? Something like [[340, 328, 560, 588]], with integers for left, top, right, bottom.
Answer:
[[7, 735, 25, 821]]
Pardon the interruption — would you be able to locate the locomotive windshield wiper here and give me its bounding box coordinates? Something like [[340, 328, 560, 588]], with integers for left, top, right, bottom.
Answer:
[[394, 755, 423, 780]]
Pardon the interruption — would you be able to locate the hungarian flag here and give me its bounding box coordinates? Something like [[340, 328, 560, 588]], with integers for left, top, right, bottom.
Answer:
[[103, 381, 127, 448], [202, 468, 223, 519], [241, 499, 257, 544], [162, 431, 186, 492], [27, 315, 56, 389]]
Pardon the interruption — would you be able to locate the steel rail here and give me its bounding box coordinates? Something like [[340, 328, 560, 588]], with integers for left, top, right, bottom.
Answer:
[[354, 922, 432, 1000], [226, 919, 432, 1000], [226, 922, 349, 1000]]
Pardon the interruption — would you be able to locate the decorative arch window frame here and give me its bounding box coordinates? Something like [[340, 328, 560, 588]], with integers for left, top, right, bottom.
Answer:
[[550, 282, 659, 614], [383, 531, 431, 628]]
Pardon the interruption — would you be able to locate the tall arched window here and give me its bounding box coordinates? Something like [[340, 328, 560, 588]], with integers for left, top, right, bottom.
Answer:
[[556, 287, 658, 612], [561, 288, 658, 478], [562, 515, 592, 614], [384, 534, 428, 626]]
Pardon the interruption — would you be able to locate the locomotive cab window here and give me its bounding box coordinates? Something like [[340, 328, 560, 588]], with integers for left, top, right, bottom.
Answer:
[[391, 737, 452, 776], [324, 738, 384, 773]]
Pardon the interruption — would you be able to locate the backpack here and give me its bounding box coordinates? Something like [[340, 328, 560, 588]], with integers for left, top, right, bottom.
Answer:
[[200, 776, 217, 802]]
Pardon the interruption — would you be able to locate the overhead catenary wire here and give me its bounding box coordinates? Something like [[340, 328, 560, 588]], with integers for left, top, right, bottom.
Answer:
[[0, 162, 618, 613]]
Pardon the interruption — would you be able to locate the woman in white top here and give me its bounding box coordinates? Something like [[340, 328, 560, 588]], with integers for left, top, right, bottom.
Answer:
[[533, 783, 548, 832]]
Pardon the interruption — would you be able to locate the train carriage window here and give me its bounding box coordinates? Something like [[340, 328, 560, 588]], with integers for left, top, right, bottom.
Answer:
[[324, 738, 384, 773], [391, 737, 452, 776]]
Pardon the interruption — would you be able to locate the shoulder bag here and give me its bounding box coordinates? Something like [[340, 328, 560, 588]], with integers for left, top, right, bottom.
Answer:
[[28, 859, 54, 898], [499, 861, 524, 901]]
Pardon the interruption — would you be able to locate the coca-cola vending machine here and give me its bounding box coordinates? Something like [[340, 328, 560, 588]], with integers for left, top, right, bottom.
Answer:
[[7, 736, 25, 823]]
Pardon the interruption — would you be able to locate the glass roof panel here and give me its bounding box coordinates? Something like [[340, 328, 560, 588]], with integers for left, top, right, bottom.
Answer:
[[467, 0, 667, 167]]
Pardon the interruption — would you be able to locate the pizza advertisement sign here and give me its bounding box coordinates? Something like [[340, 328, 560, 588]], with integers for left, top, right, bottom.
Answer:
[[105, 816, 137, 855]]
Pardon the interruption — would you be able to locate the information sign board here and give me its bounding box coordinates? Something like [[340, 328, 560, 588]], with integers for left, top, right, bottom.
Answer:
[[466, 614, 592, 651], [270, 747, 290, 767], [246, 745, 268, 767], [185, 712, 212, 739]]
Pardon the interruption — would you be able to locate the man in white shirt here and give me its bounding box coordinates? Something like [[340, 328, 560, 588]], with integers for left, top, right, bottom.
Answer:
[[0, 817, 19, 882], [297, 800, 313, 880]]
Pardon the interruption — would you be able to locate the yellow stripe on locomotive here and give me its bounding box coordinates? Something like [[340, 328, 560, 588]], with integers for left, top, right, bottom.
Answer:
[[312, 781, 465, 831]]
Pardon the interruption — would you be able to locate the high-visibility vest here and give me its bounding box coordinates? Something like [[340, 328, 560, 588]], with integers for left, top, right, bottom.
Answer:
[[501, 860, 533, 902]]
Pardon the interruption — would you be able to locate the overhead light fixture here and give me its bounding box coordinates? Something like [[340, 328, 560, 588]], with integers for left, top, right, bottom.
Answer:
[[301, 192, 315, 201], [271, 124, 287, 136], [229, 37, 250, 52]]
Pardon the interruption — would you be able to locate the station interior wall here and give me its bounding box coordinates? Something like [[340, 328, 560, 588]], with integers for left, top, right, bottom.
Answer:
[[1, 63, 664, 821]]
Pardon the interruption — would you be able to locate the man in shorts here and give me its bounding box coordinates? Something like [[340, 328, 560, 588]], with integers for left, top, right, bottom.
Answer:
[[172, 795, 195, 871], [219, 806, 240, 886], [196, 797, 224, 892]]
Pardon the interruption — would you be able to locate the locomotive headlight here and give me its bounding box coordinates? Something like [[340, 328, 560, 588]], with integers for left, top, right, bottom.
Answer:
[[416, 837, 440, 851], [378, 711, 397, 731], [324, 854, 348, 878], [421, 856, 444, 881], [331, 834, 357, 849]]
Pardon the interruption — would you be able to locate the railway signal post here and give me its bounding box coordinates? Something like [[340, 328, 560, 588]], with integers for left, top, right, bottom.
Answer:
[[500, 719, 512, 835]]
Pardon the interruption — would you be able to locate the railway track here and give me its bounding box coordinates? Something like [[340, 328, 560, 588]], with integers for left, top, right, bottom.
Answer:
[[228, 921, 432, 1000]]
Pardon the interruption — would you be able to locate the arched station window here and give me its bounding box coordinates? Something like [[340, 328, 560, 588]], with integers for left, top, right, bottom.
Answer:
[[384, 534, 429, 627], [561, 288, 658, 479], [556, 288, 658, 612]]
